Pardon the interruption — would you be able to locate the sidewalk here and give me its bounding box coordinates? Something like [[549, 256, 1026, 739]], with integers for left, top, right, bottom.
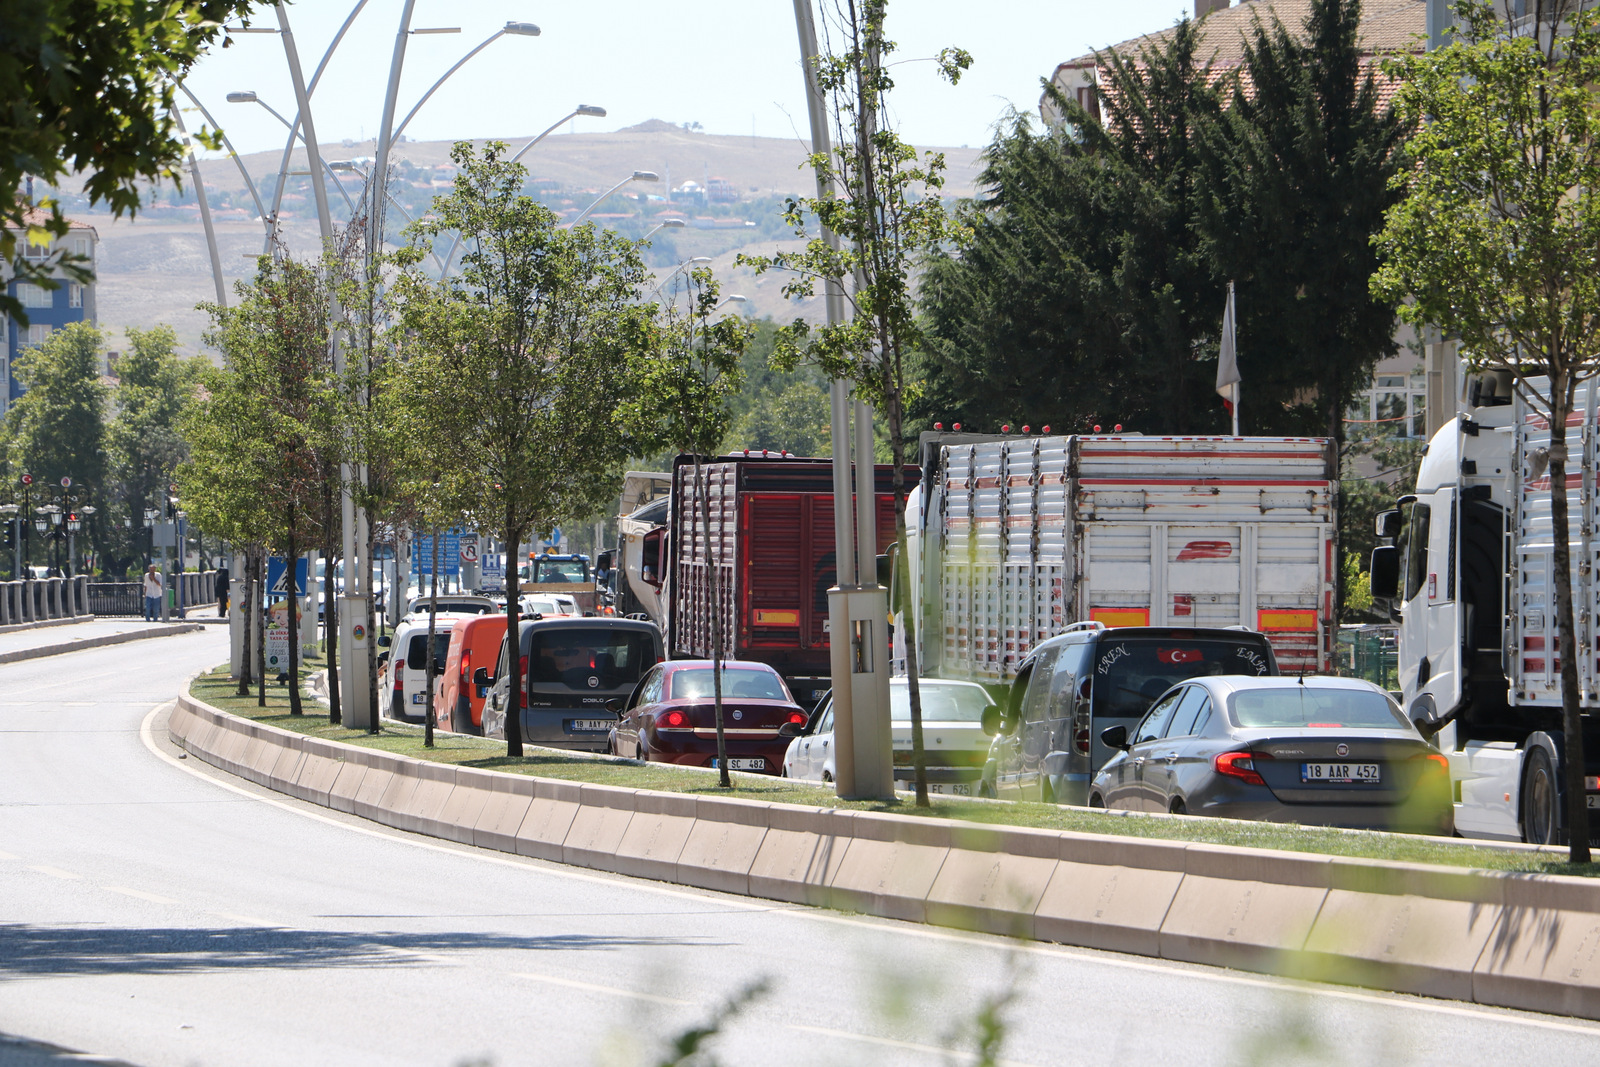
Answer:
[[0, 618, 203, 664]]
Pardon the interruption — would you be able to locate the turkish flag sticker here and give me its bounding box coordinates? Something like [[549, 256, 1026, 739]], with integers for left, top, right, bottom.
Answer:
[[1157, 647, 1203, 664]]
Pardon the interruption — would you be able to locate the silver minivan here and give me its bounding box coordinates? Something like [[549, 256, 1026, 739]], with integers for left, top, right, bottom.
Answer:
[[479, 617, 663, 749]]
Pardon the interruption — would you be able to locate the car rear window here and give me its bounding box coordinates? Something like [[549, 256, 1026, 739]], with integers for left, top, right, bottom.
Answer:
[[406, 632, 451, 671], [670, 668, 786, 701], [527, 629, 657, 691], [1091, 637, 1273, 719], [1230, 687, 1411, 730], [890, 683, 992, 723]]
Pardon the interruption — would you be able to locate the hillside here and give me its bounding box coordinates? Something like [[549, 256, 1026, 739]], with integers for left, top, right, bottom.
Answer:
[[67, 124, 986, 356]]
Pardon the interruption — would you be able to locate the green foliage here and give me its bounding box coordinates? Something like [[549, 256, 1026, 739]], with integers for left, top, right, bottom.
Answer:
[[1339, 550, 1373, 621], [0, 0, 253, 323], [729, 378, 833, 457]]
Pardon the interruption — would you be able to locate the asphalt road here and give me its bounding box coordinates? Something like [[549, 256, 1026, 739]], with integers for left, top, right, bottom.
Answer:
[[4, 628, 1600, 1067]]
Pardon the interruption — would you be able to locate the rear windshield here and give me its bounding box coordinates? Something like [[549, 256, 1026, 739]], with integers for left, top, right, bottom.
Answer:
[[414, 602, 493, 615], [406, 632, 452, 671], [1231, 687, 1410, 730], [1091, 637, 1273, 719], [890, 683, 992, 723], [527, 629, 657, 691], [670, 668, 786, 701], [534, 559, 588, 582]]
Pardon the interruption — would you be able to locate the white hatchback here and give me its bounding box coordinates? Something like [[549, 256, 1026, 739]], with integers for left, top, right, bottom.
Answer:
[[783, 678, 997, 794]]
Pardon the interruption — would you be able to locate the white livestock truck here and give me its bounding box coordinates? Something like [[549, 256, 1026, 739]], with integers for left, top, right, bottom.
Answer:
[[1370, 374, 1600, 844], [898, 432, 1338, 684]]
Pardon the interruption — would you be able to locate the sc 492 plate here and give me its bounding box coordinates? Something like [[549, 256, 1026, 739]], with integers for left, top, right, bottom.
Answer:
[[1302, 762, 1380, 783]]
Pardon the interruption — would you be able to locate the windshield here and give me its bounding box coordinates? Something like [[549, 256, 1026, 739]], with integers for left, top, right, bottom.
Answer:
[[890, 682, 992, 723], [534, 559, 589, 583], [527, 629, 656, 691], [1091, 637, 1273, 719], [1231, 687, 1410, 730], [671, 668, 786, 701]]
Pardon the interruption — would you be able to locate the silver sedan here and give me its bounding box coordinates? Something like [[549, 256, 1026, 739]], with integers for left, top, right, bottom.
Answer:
[[1088, 675, 1453, 835]]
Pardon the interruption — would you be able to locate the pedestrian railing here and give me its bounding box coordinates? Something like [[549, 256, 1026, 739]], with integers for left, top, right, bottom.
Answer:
[[0, 570, 219, 626], [87, 582, 142, 617]]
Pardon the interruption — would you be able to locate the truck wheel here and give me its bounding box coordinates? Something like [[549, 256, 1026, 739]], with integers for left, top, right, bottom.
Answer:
[[1522, 747, 1559, 846]]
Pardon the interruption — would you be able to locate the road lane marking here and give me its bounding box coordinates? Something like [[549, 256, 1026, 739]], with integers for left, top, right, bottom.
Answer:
[[210, 912, 280, 928], [139, 702, 1600, 1038], [510, 971, 690, 1006], [0, 848, 16, 859], [787, 1023, 1038, 1067], [104, 886, 179, 905], [28, 865, 80, 880]]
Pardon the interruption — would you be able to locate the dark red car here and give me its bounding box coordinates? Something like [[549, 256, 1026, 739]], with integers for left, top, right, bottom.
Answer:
[[608, 659, 806, 775]]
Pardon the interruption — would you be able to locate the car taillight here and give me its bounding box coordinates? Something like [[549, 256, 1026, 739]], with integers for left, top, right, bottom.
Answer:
[[520, 655, 529, 677], [394, 662, 403, 683], [460, 650, 471, 680], [660, 709, 689, 729], [1074, 728, 1090, 755], [786, 711, 806, 725], [1214, 750, 1268, 786], [1411, 752, 1450, 775]]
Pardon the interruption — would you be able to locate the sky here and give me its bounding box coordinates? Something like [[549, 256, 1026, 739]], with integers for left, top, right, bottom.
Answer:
[[180, 0, 1193, 158]]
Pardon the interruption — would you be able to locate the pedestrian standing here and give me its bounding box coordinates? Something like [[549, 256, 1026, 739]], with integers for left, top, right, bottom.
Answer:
[[143, 565, 164, 622], [216, 563, 231, 618]]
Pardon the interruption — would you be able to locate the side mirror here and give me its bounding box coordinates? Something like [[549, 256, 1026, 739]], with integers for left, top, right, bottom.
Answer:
[[377, 634, 392, 648], [1370, 545, 1400, 601], [377, 651, 390, 667], [981, 705, 1002, 737], [604, 697, 624, 714], [777, 721, 803, 739], [1375, 509, 1402, 540], [1100, 724, 1130, 751], [472, 667, 491, 687]]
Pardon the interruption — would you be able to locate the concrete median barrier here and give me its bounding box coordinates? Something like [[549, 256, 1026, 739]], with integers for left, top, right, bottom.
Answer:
[[748, 805, 854, 906], [514, 779, 582, 861], [562, 785, 638, 871], [676, 796, 770, 895], [1474, 874, 1600, 1020], [437, 769, 496, 846], [474, 775, 536, 854], [1159, 844, 1330, 973], [1032, 832, 1188, 957], [827, 812, 950, 923], [924, 824, 1061, 939], [612, 791, 697, 882], [291, 742, 348, 806], [400, 762, 459, 838]]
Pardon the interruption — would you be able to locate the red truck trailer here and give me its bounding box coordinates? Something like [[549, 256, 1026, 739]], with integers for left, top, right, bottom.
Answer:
[[664, 454, 912, 708]]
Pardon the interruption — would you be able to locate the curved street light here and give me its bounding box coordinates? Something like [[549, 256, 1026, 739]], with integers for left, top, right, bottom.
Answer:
[[716, 294, 749, 312], [569, 171, 659, 229], [227, 91, 361, 217], [641, 218, 686, 242], [646, 256, 713, 301], [391, 22, 540, 144], [176, 84, 269, 226]]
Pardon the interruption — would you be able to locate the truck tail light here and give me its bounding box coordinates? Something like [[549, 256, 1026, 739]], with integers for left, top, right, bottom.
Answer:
[[1214, 750, 1268, 786]]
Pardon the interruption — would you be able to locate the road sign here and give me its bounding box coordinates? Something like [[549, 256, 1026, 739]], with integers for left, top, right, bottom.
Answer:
[[266, 557, 309, 597], [460, 534, 479, 564], [480, 548, 504, 591], [414, 530, 461, 577]]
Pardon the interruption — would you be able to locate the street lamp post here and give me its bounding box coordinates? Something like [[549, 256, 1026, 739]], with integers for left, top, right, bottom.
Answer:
[[569, 171, 659, 229], [646, 256, 712, 303], [17, 474, 33, 577]]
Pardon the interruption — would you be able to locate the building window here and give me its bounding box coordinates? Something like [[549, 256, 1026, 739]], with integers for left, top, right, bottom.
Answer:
[[22, 240, 49, 260], [68, 284, 83, 309], [25, 325, 52, 348], [72, 238, 90, 259], [17, 283, 52, 309], [1348, 373, 1427, 438]]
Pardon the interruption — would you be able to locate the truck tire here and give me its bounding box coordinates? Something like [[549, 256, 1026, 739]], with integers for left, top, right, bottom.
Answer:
[[1522, 747, 1559, 846]]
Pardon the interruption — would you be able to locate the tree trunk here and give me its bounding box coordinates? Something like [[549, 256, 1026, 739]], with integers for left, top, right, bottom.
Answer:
[[425, 526, 439, 748], [238, 550, 253, 697], [697, 455, 730, 788], [505, 514, 525, 758], [888, 390, 928, 807], [287, 527, 303, 716], [325, 534, 340, 725], [255, 548, 267, 708], [1548, 380, 1592, 863], [365, 512, 380, 735]]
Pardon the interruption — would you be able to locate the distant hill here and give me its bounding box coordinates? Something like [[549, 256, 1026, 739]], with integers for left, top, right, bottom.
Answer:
[[65, 124, 985, 357]]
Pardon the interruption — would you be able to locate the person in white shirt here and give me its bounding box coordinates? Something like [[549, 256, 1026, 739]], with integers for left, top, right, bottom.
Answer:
[[143, 565, 164, 621]]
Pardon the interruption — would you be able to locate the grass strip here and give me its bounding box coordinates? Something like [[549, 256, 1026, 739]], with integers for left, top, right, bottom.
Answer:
[[190, 663, 1598, 878]]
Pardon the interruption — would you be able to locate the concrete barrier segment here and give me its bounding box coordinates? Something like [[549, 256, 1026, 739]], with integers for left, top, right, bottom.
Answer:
[[676, 796, 771, 896], [513, 779, 583, 861], [748, 806, 855, 906], [373, 767, 422, 830], [1475, 874, 1600, 1021], [402, 763, 460, 838], [612, 791, 698, 882], [826, 811, 951, 923], [925, 824, 1062, 939], [473, 774, 536, 854], [562, 785, 639, 872], [437, 768, 497, 846], [1158, 844, 1331, 973]]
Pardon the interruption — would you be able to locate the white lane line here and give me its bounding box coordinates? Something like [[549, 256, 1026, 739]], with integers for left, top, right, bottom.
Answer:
[[787, 1023, 1038, 1067], [210, 912, 280, 928], [510, 971, 690, 1006], [28, 865, 81, 880], [138, 702, 1600, 1038], [104, 886, 180, 905]]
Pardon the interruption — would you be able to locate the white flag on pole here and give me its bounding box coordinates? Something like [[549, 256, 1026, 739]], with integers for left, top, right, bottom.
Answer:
[[1215, 280, 1239, 434]]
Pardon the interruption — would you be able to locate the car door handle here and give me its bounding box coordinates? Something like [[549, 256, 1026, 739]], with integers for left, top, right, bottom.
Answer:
[[1164, 752, 1178, 764], [1132, 757, 1145, 768]]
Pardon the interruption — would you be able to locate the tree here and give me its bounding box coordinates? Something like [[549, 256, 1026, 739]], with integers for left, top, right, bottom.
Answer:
[[1198, 0, 1410, 447], [1372, 0, 1600, 861], [106, 325, 205, 577], [1, 0, 254, 323], [627, 268, 751, 786], [394, 141, 655, 758], [742, 0, 969, 805], [4, 322, 108, 571]]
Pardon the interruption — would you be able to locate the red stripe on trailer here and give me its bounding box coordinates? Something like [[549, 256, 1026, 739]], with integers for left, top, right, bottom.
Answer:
[[1079, 478, 1331, 488], [1081, 450, 1325, 460]]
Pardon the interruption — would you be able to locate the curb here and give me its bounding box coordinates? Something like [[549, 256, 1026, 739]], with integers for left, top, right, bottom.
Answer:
[[0, 614, 98, 637], [0, 623, 204, 666], [166, 689, 1600, 1024]]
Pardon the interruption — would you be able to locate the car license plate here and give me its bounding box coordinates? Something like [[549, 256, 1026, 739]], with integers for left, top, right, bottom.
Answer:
[[569, 719, 611, 732], [926, 782, 972, 796], [411, 693, 425, 704], [1302, 762, 1380, 783], [1587, 795, 1600, 809], [713, 758, 767, 771]]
